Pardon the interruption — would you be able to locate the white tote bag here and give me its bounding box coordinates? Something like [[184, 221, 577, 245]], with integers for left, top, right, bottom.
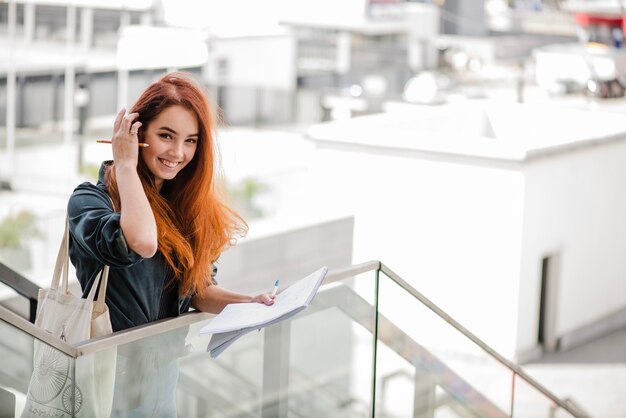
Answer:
[[21, 219, 116, 418]]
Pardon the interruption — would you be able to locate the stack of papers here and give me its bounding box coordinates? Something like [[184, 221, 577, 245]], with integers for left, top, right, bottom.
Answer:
[[199, 266, 328, 357]]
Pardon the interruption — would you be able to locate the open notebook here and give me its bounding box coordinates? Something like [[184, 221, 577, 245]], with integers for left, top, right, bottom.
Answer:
[[199, 266, 328, 357]]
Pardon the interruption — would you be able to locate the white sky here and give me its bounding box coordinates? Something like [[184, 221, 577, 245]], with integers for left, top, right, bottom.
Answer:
[[159, 0, 368, 30]]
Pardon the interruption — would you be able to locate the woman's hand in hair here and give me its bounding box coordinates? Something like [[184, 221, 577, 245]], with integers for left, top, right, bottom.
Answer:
[[111, 108, 142, 170]]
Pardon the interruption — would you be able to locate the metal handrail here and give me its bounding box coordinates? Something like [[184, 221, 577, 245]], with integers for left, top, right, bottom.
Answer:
[[0, 260, 380, 358], [0, 261, 40, 321], [0, 303, 78, 357], [562, 397, 593, 418], [0, 259, 586, 416], [0, 263, 39, 301], [73, 260, 380, 356]]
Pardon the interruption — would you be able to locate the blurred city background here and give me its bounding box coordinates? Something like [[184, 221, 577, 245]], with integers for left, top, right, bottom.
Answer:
[[2, 0, 626, 417]]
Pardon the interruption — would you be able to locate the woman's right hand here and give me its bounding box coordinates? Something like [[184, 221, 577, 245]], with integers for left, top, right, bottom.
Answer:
[[111, 108, 142, 169]]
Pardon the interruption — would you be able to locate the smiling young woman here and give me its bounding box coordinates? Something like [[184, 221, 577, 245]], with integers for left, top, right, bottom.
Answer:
[[66, 72, 275, 416], [68, 72, 275, 332]]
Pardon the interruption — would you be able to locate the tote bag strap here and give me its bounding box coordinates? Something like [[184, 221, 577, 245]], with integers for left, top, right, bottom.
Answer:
[[50, 217, 70, 292], [88, 265, 110, 305]]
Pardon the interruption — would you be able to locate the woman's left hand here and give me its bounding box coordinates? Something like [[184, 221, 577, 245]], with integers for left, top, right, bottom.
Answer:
[[251, 293, 275, 306]]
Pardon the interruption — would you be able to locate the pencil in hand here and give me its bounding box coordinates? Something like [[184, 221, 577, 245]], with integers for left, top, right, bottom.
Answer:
[[96, 140, 149, 148]]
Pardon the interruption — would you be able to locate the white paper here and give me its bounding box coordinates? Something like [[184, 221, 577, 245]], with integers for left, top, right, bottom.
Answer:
[[200, 266, 328, 357]]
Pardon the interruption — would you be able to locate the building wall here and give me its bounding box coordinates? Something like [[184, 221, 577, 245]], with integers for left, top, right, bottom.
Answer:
[[517, 137, 626, 355], [311, 145, 525, 358]]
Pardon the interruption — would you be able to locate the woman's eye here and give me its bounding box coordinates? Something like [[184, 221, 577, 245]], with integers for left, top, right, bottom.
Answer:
[[159, 133, 173, 140], [187, 138, 198, 144]]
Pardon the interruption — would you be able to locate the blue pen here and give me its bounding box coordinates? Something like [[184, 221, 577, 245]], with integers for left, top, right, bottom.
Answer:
[[270, 279, 280, 298]]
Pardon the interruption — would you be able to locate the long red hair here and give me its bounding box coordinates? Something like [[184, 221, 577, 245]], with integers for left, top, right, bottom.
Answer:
[[105, 72, 247, 295]]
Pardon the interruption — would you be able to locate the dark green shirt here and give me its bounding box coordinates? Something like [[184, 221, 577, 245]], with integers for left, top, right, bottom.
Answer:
[[67, 161, 206, 332]]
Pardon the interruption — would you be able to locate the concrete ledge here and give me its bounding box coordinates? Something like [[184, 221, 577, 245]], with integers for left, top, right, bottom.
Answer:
[[518, 306, 626, 364], [516, 345, 544, 364], [558, 305, 626, 352]]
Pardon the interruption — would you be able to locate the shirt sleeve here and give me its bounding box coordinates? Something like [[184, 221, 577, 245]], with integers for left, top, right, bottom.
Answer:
[[68, 182, 144, 268]]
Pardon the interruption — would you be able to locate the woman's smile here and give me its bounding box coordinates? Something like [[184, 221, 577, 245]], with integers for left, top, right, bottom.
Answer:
[[158, 158, 181, 169]]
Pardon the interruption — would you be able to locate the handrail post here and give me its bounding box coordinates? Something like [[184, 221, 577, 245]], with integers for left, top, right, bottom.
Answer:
[[29, 299, 37, 323], [511, 372, 517, 417], [0, 387, 16, 416], [413, 370, 436, 418], [262, 321, 291, 418], [371, 268, 380, 417]]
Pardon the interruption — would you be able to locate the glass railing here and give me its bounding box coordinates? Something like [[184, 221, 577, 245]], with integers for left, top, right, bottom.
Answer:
[[377, 264, 586, 418], [0, 261, 589, 417], [0, 309, 38, 416], [52, 263, 377, 417], [0, 298, 79, 417]]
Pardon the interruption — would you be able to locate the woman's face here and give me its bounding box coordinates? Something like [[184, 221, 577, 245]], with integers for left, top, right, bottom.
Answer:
[[140, 105, 199, 190]]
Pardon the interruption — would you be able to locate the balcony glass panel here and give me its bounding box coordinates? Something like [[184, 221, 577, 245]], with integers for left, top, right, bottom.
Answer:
[[0, 317, 35, 416], [79, 269, 378, 417], [0, 315, 77, 417], [1, 263, 583, 417], [377, 270, 514, 417]]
